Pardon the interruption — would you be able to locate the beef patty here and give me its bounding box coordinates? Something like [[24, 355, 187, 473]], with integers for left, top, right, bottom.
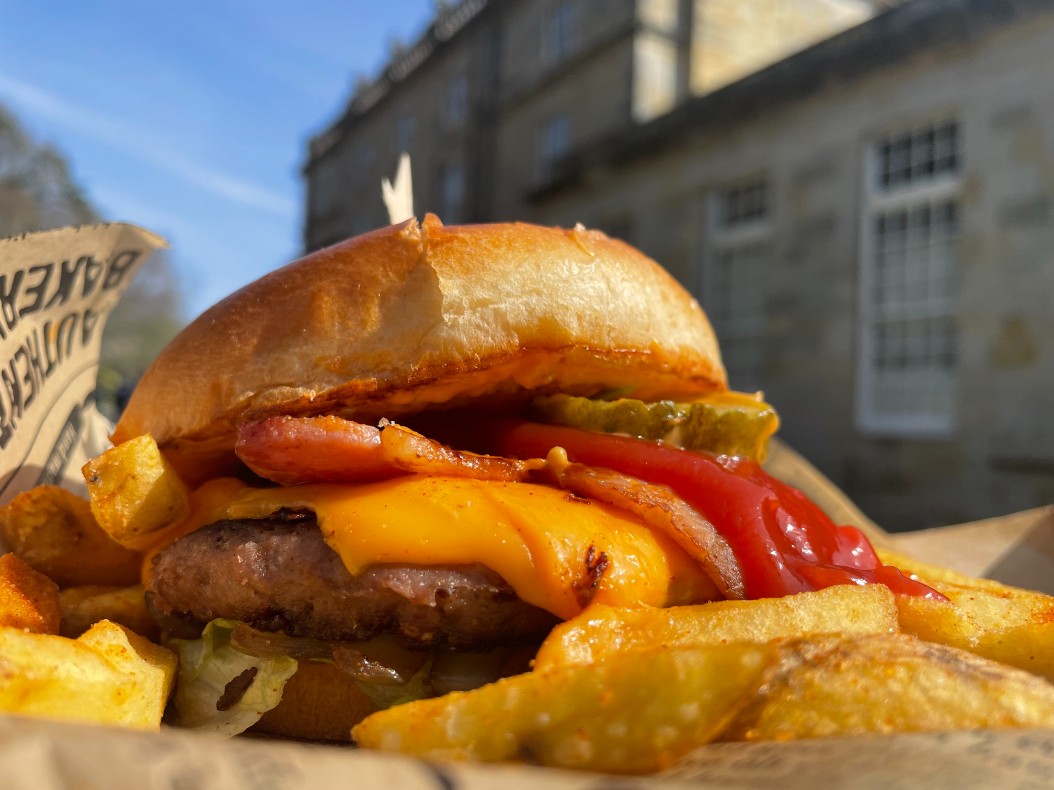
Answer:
[[146, 512, 559, 650]]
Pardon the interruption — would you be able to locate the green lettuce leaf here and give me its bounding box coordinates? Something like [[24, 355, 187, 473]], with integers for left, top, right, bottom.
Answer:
[[170, 619, 298, 736]]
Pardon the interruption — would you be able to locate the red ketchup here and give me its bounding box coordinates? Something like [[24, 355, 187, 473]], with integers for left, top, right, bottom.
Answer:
[[494, 421, 945, 601]]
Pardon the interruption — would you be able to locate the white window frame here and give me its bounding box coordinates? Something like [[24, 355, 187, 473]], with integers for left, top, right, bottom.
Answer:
[[856, 122, 962, 438], [702, 179, 773, 393]]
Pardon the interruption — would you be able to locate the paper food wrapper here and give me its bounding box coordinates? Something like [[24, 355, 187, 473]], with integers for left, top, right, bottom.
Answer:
[[2, 224, 1054, 788], [0, 223, 167, 508]]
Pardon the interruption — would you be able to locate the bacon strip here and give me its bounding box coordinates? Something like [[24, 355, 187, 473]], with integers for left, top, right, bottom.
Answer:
[[236, 416, 538, 485], [236, 416, 392, 484], [378, 422, 541, 481], [534, 449, 745, 600]]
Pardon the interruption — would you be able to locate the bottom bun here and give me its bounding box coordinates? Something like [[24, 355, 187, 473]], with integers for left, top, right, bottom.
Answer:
[[252, 660, 378, 742]]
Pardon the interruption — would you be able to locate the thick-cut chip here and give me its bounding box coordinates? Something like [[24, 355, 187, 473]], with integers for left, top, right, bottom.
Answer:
[[877, 547, 1011, 592], [354, 641, 775, 774], [0, 552, 61, 633], [356, 634, 1054, 773], [534, 584, 898, 670], [0, 620, 176, 729], [717, 633, 1054, 741], [877, 547, 1054, 681], [59, 585, 157, 640], [82, 434, 191, 550], [0, 486, 140, 587]]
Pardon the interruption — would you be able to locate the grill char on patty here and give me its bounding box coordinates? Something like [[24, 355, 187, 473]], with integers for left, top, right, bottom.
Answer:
[[146, 511, 559, 650]]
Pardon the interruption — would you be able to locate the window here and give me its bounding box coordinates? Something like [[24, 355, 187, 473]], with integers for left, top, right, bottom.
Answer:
[[395, 113, 416, 153], [542, 1, 576, 65], [350, 144, 375, 185], [721, 181, 768, 227], [877, 122, 958, 189], [858, 120, 962, 436], [537, 113, 571, 182], [437, 163, 465, 223], [445, 74, 468, 127], [703, 179, 772, 392], [309, 163, 341, 221]]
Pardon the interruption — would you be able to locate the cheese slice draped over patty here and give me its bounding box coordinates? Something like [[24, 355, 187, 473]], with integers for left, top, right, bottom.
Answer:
[[157, 476, 719, 620]]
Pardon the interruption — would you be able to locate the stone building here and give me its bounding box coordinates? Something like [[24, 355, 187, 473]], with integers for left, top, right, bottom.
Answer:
[[304, 0, 876, 247], [303, 0, 1054, 531]]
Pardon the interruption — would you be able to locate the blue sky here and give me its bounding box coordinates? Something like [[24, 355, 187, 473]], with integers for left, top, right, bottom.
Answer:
[[0, 0, 435, 318]]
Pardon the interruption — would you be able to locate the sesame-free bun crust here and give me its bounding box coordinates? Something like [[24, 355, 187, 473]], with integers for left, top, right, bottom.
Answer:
[[114, 215, 726, 464]]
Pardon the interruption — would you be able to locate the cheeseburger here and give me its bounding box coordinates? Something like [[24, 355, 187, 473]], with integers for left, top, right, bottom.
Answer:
[[110, 214, 935, 740]]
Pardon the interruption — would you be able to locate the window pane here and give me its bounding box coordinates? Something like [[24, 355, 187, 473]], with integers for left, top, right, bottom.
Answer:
[[543, 1, 576, 64], [719, 180, 769, 228], [707, 239, 769, 390], [446, 75, 468, 125], [537, 114, 571, 180], [875, 121, 960, 192], [869, 199, 959, 421]]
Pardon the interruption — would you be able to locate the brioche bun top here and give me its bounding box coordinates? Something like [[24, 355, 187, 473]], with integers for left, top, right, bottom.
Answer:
[[113, 215, 726, 464]]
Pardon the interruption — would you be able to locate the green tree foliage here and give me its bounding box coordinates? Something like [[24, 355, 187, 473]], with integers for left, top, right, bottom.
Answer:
[[0, 105, 185, 417], [0, 107, 98, 233]]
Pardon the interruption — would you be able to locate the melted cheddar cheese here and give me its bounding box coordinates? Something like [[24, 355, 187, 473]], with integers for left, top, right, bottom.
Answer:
[[152, 476, 718, 619]]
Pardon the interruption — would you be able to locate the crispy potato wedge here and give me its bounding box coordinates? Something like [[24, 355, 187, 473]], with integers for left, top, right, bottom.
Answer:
[[718, 633, 1054, 741], [0, 485, 140, 587], [879, 547, 1054, 681], [894, 581, 1054, 682], [534, 584, 898, 670], [0, 619, 176, 730], [354, 641, 775, 774], [59, 584, 157, 640], [82, 434, 190, 550], [356, 634, 1054, 773], [878, 547, 1011, 593], [0, 552, 61, 633]]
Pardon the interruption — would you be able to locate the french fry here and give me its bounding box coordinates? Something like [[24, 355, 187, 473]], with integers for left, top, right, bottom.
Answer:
[[0, 552, 61, 633], [354, 640, 775, 773], [0, 620, 176, 730], [878, 547, 1054, 681], [534, 584, 898, 670], [878, 547, 1012, 593], [59, 584, 158, 640], [355, 634, 1054, 773], [718, 633, 1054, 741], [0, 485, 140, 587], [82, 434, 191, 550]]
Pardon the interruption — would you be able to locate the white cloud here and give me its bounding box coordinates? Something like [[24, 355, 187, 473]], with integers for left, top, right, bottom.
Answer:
[[0, 72, 295, 217]]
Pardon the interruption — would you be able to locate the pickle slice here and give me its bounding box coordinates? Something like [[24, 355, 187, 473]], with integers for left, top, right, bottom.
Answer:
[[532, 392, 780, 461]]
